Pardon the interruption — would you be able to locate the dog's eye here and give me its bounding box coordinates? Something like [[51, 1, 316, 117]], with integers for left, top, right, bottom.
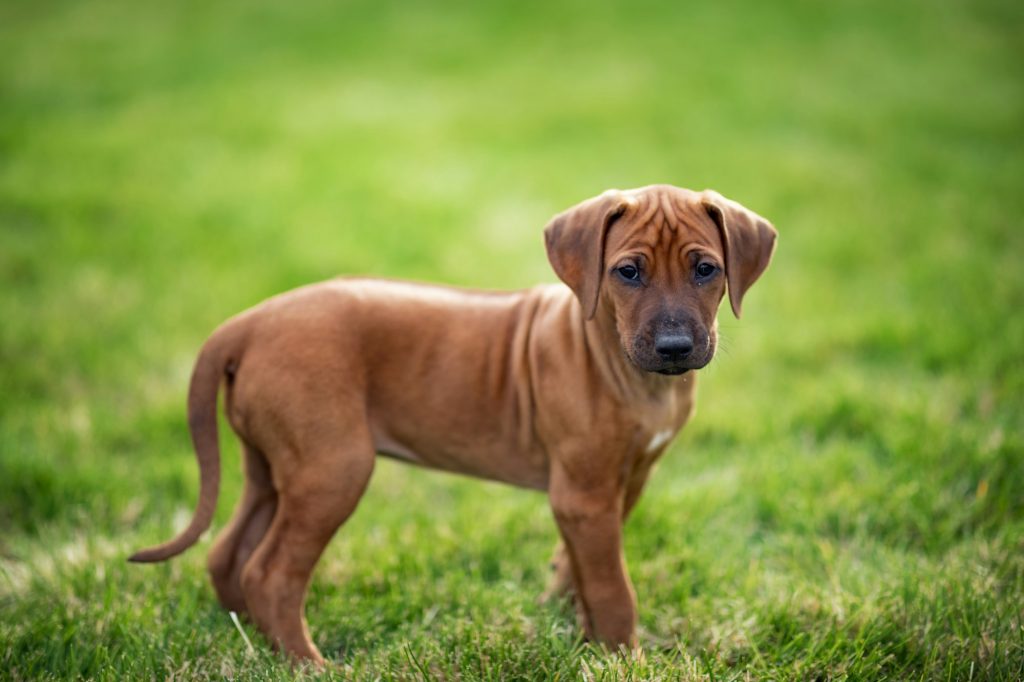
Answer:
[[695, 262, 717, 280], [617, 264, 640, 282]]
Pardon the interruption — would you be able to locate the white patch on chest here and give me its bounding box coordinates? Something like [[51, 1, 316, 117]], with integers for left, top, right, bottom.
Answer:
[[646, 429, 675, 454]]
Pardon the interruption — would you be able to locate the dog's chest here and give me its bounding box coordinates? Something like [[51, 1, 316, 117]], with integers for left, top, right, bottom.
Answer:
[[631, 377, 697, 462], [644, 428, 675, 455]]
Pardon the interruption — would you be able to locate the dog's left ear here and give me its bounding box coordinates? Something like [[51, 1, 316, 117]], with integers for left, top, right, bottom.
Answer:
[[701, 190, 778, 318], [544, 190, 634, 320]]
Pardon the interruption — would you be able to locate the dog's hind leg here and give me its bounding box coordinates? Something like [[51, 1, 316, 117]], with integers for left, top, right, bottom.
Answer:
[[239, 426, 375, 665], [207, 443, 278, 614]]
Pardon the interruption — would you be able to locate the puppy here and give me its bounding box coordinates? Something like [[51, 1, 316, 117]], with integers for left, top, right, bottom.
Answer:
[[131, 184, 777, 664]]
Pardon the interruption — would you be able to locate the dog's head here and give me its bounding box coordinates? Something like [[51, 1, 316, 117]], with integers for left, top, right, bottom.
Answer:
[[545, 185, 776, 375]]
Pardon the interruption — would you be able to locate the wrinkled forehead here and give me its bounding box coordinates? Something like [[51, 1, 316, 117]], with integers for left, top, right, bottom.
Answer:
[[606, 187, 723, 259]]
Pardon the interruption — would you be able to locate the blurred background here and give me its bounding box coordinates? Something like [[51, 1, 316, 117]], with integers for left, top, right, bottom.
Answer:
[[2, 0, 1022, 678]]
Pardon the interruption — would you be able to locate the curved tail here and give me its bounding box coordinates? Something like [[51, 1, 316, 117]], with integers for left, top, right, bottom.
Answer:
[[129, 322, 243, 563]]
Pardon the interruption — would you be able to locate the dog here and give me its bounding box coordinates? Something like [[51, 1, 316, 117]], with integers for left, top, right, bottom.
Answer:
[[130, 184, 777, 665]]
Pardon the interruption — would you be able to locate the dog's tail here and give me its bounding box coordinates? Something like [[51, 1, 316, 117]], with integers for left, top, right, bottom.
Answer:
[[128, 317, 248, 563]]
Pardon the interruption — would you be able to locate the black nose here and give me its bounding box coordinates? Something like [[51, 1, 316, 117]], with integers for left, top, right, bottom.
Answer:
[[654, 333, 694, 361]]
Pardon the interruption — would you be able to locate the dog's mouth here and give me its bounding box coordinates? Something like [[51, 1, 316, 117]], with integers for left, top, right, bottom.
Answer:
[[629, 351, 713, 376], [628, 355, 706, 376]]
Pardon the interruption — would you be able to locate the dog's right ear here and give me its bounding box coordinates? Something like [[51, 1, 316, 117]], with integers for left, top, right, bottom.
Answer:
[[544, 190, 633, 320]]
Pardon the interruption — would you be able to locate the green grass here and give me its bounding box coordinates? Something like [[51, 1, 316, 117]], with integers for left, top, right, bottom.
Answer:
[[2, 0, 1023, 678]]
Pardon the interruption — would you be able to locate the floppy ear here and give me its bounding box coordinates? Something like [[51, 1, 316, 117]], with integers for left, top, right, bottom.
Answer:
[[544, 190, 633, 320], [701, 190, 778, 318]]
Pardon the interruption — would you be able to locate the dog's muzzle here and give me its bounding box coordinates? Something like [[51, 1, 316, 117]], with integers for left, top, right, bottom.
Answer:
[[630, 327, 713, 375]]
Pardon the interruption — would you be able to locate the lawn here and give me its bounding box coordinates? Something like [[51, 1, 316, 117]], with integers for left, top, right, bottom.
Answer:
[[1, 0, 1022, 679]]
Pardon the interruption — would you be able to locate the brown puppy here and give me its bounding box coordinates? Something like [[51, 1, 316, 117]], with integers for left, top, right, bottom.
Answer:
[[130, 184, 776, 665]]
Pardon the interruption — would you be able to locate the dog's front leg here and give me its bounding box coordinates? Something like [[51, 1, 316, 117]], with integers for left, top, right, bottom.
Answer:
[[541, 463, 654, 606], [540, 541, 575, 604], [549, 468, 637, 649]]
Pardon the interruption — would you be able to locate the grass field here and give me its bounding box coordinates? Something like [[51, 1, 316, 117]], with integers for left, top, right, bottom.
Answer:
[[2, 0, 1023, 678]]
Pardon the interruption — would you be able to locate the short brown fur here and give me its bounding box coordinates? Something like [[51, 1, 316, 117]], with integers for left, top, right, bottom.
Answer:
[[130, 185, 777, 665]]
